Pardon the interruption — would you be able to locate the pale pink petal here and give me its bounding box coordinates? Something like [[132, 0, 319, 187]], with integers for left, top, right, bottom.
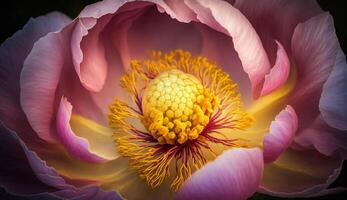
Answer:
[[194, 22, 252, 105], [81, 0, 271, 97], [71, 0, 201, 111], [20, 11, 109, 143], [319, 49, 347, 130], [0, 12, 70, 136], [177, 148, 263, 200], [70, 16, 112, 92], [108, 3, 150, 67], [56, 97, 117, 163], [90, 3, 178, 112], [233, 0, 322, 55], [57, 63, 107, 125], [91, 5, 153, 113], [20, 16, 74, 143], [78, 0, 178, 21], [260, 40, 290, 97], [164, 0, 197, 23], [78, 0, 131, 18], [88, 7, 145, 113], [71, 1, 155, 92], [184, 0, 271, 96], [260, 148, 343, 197], [125, 6, 202, 62], [289, 13, 339, 130], [88, 50, 126, 114], [294, 115, 347, 158], [91, 3, 204, 113], [263, 105, 298, 163]]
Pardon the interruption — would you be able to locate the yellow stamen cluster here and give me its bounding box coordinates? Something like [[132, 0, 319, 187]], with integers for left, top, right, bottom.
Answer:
[[108, 49, 254, 192], [141, 69, 219, 144]]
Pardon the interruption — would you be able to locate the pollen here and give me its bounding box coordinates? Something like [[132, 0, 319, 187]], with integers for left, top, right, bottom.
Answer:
[[141, 69, 219, 145], [108, 49, 253, 191]]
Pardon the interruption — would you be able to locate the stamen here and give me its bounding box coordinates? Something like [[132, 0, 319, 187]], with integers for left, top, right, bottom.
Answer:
[[141, 69, 219, 145], [108, 49, 253, 191]]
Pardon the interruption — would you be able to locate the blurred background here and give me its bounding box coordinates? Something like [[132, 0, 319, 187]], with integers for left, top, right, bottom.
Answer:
[[0, 0, 346, 199]]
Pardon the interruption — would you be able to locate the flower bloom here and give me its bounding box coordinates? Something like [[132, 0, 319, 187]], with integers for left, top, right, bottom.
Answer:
[[0, 0, 346, 200]]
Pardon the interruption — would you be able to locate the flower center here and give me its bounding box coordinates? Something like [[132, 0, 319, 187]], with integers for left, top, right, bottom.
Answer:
[[108, 49, 253, 191], [141, 69, 219, 145]]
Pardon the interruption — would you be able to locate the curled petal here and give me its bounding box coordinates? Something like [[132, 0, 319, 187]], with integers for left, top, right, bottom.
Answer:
[[71, 0, 152, 95], [164, 0, 197, 23], [263, 105, 298, 163], [0, 12, 70, 143], [195, 20, 252, 105], [71, 17, 110, 92], [20, 21, 74, 143], [177, 148, 263, 200], [71, 0, 135, 92], [260, 40, 290, 97], [56, 97, 118, 163], [184, 0, 270, 96]]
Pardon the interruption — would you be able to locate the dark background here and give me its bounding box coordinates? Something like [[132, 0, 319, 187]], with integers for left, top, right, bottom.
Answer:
[[0, 0, 346, 199]]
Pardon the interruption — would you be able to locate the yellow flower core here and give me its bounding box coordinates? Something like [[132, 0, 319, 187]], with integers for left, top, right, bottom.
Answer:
[[141, 69, 219, 145], [108, 49, 253, 192]]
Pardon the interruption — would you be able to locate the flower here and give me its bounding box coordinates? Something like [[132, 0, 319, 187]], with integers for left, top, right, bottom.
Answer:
[[0, 0, 346, 200]]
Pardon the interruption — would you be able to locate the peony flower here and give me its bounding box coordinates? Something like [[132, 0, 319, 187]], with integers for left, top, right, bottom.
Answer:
[[1, 0, 346, 199]]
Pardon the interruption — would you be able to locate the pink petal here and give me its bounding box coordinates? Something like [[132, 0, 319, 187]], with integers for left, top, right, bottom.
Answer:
[[125, 5, 202, 61], [195, 21, 252, 105], [184, 0, 271, 97], [0, 12, 70, 136], [107, 3, 149, 67], [90, 2, 205, 113], [263, 105, 298, 163], [56, 97, 109, 163], [57, 62, 107, 125], [56, 97, 104, 163], [260, 148, 343, 197], [20, 14, 73, 143], [233, 0, 322, 53], [260, 40, 290, 97], [319, 49, 347, 130], [289, 13, 339, 129], [177, 148, 263, 200], [70, 16, 111, 92], [294, 115, 347, 158], [71, 1, 154, 92], [71, 0, 203, 111], [89, 47, 125, 114], [78, 0, 131, 18], [164, 0, 197, 23], [89, 6, 149, 113]]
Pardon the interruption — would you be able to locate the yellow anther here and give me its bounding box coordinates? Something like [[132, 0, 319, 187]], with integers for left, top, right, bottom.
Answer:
[[163, 117, 169, 125], [142, 69, 219, 145], [167, 122, 174, 129], [168, 131, 176, 139], [109, 49, 254, 192], [181, 115, 188, 122]]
